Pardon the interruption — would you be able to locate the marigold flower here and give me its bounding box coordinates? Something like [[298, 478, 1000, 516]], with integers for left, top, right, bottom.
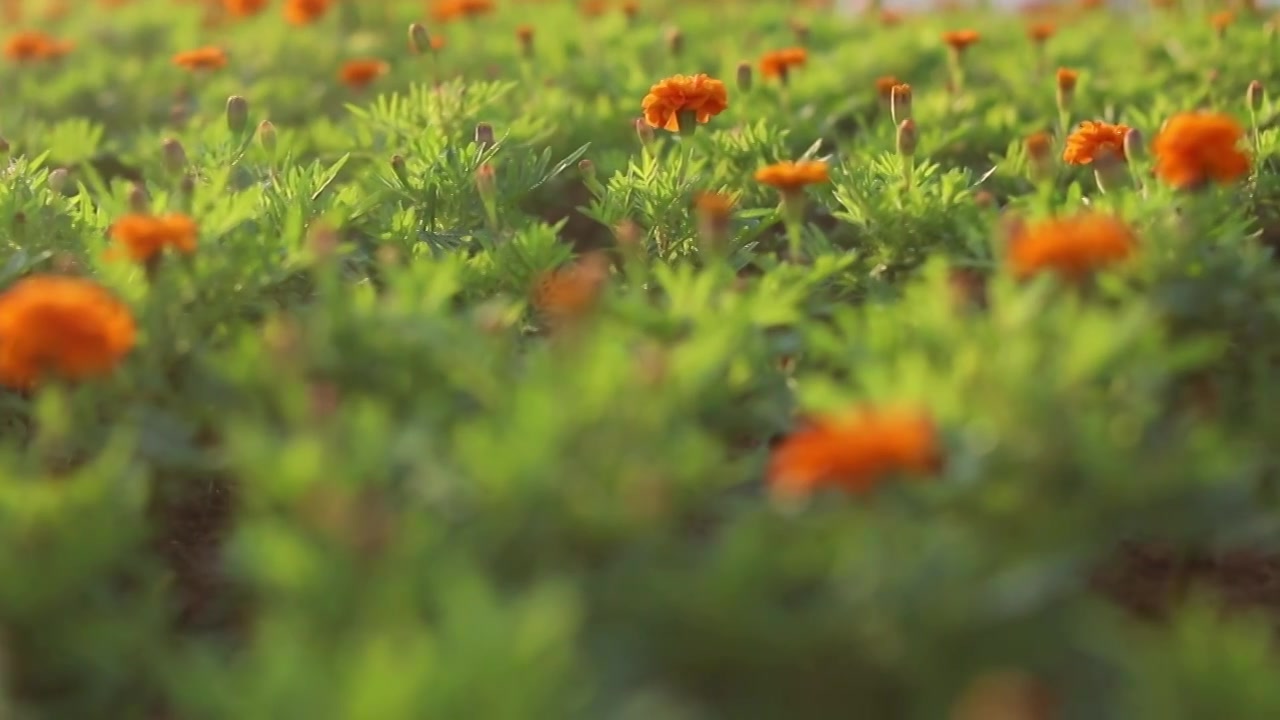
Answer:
[[1007, 213, 1137, 281], [1152, 112, 1251, 189], [768, 408, 942, 496], [1028, 22, 1055, 42], [1063, 120, 1130, 164], [694, 191, 734, 221], [284, 0, 330, 25], [942, 29, 981, 52], [533, 253, 610, 323], [875, 75, 900, 100], [759, 47, 807, 79], [3, 31, 73, 62], [1211, 10, 1234, 31], [431, 0, 494, 22], [1056, 68, 1078, 93], [641, 73, 728, 133], [580, 0, 607, 17], [109, 213, 199, 264], [0, 275, 137, 389], [173, 47, 228, 71], [340, 59, 389, 89], [755, 161, 829, 192], [880, 9, 904, 25], [223, 0, 268, 16]]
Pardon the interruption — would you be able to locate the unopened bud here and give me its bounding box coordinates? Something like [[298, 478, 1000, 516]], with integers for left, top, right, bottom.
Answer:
[[891, 83, 912, 124], [736, 61, 753, 93], [578, 158, 595, 180], [0, 136, 9, 155], [179, 174, 196, 196], [409, 23, 431, 55], [48, 168, 69, 193], [169, 103, 189, 129], [475, 122, 495, 151], [1248, 80, 1264, 111], [896, 119, 917, 157], [1055, 68, 1078, 114], [258, 120, 277, 154], [307, 224, 340, 260], [665, 28, 684, 57], [226, 95, 249, 135], [1026, 131, 1054, 183], [475, 162, 497, 198], [615, 219, 644, 259], [127, 183, 149, 212], [1122, 128, 1144, 163], [389, 154, 410, 186], [516, 25, 534, 57], [635, 118, 655, 150], [162, 138, 187, 176]]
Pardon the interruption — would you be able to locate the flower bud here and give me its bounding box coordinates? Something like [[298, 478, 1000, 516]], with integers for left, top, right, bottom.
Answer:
[[48, 167, 69, 193], [161, 138, 187, 176], [665, 27, 683, 57], [1122, 127, 1144, 163], [389, 154, 410, 186], [226, 95, 249, 135], [891, 83, 912, 124], [1026, 131, 1054, 183], [258, 120, 277, 154], [896, 119, 918, 157], [1055, 68, 1078, 114], [694, 191, 734, 257], [516, 25, 534, 57], [0, 136, 8, 155], [127, 182, 149, 212], [409, 23, 431, 55], [736, 61, 753, 93], [475, 122, 495, 151], [179, 174, 196, 196], [578, 158, 595, 181], [475, 162, 497, 199], [1248, 80, 1264, 112], [622, 0, 638, 24]]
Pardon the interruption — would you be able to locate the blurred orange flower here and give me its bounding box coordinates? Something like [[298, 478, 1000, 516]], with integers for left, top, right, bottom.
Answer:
[[284, 0, 330, 25], [173, 46, 228, 71], [1152, 112, 1250, 189], [1028, 22, 1055, 42], [431, 0, 494, 22], [580, 0, 607, 17], [641, 73, 728, 132], [1007, 213, 1137, 280], [1063, 120, 1130, 164], [3, 31, 73, 62], [0, 275, 137, 389], [760, 47, 807, 79], [109, 213, 199, 264], [533, 253, 610, 324], [223, 0, 269, 16], [942, 29, 981, 52], [340, 59, 389, 89], [875, 75, 900, 100], [768, 408, 942, 496], [755, 161, 829, 192], [1210, 10, 1234, 30]]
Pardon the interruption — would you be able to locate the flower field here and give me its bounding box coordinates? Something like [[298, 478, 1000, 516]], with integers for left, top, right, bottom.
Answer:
[[4, 0, 1280, 716]]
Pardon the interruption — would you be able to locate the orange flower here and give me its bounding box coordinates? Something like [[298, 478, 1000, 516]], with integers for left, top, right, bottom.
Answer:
[[875, 75, 900, 100], [431, 0, 494, 22], [0, 275, 137, 389], [1028, 22, 1055, 42], [768, 408, 942, 496], [533, 253, 610, 323], [284, 0, 330, 25], [1056, 68, 1078, 92], [942, 29, 981, 52], [1026, 131, 1053, 160], [1152, 112, 1250, 189], [3, 31, 73, 62], [880, 9, 904, 26], [1062, 120, 1130, 164], [1210, 10, 1234, 31], [641, 74, 729, 132], [1007, 213, 1137, 280], [172, 46, 228, 71], [755, 161, 829, 192], [223, 0, 268, 16], [759, 47, 807, 79], [109, 213, 199, 264], [580, 0, 607, 17], [340, 59, 389, 89], [694, 191, 735, 221]]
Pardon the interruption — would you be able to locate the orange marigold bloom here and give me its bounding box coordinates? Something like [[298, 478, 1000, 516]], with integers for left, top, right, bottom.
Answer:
[[880, 9, 904, 25], [173, 47, 228, 71], [431, 0, 494, 22], [284, 0, 330, 25], [340, 59, 389, 89], [3, 31, 73, 62], [1007, 213, 1137, 281], [109, 214, 199, 264], [1028, 22, 1055, 42], [0, 275, 137, 389], [759, 47, 807, 79], [755, 161, 829, 192], [533, 253, 610, 323], [942, 29, 981, 51], [1062, 120, 1130, 164], [694, 191, 735, 220], [580, 0, 607, 17], [641, 74, 729, 132], [768, 408, 942, 496], [875, 75, 900, 99], [1152, 112, 1250, 189], [223, 0, 268, 16], [1210, 10, 1234, 30]]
